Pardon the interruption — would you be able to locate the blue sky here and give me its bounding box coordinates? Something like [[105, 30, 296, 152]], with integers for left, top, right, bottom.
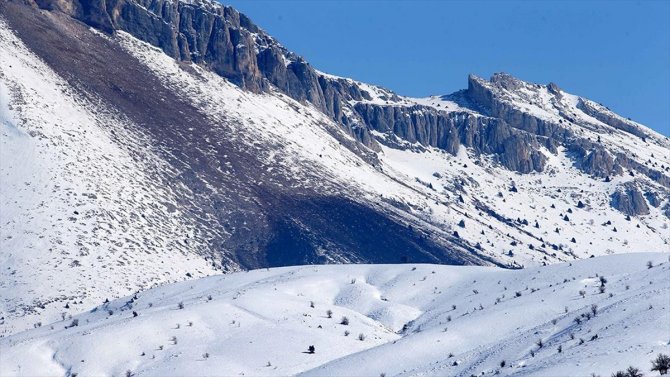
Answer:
[[226, 0, 670, 136]]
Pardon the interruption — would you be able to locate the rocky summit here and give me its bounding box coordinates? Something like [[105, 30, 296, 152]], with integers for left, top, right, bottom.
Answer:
[[0, 0, 669, 335]]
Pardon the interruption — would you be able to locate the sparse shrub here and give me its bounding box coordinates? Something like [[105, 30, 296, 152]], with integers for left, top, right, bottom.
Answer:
[[625, 366, 643, 377], [326, 310, 333, 318], [599, 286, 606, 294], [536, 339, 543, 348], [579, 338, 585, 345], [515, 291, 522, 297], [202, 352, 209, 359], [591, 304, 598, 317], [340, 316, 349, 325], [310, 301, 315, 308], [126, 370, 134, 377], [557, 345, 562, 353], [651, 353, 670, 375], [648, 261, 654, 269], [579, 290, 586, 298], [178, 302, 184, 310], [500, 360, 506, 368], [358, 333, 366, 341], [307, 345, 315, 354], [170, 336, 177, 345], [344, 330, 350, 336]]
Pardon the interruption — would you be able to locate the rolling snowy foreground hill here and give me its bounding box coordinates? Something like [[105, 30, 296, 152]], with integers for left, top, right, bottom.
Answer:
[[1, 253, 669, 377]]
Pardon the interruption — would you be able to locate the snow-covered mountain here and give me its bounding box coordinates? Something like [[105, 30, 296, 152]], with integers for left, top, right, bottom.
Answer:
[[1, 253, 668, 377], [0, 0, 668, 340]]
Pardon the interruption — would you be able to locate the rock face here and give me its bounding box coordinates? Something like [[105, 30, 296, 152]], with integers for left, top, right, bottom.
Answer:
[[22, 0, 670, 184], [577, 98, 649, 140], [4, 0, 669, 210], [611, 183, 651, 216]]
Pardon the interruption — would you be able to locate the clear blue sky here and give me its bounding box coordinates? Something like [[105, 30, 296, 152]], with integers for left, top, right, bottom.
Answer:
[[226, 0, 670, 136]]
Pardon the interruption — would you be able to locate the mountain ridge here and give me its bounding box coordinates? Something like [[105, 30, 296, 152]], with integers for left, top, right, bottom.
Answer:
[[1, 0, 669, 336]]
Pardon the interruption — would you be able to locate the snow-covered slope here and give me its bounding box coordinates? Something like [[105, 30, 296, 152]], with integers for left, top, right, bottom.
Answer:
[[1, 253, 668, 377], [1, 0, 669, 338], [0, 19, 218, 336]]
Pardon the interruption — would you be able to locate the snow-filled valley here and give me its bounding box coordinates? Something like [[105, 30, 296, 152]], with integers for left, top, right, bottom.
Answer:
[[1, 253, 668, 377]]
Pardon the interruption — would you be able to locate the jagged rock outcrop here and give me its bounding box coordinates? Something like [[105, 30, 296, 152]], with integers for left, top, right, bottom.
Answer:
[[466, 74, 571, 141], [570, 144, 623, 178], [611, 183, 650, 216], [15, 0, 670, 211], [577, 98, 649, 140]]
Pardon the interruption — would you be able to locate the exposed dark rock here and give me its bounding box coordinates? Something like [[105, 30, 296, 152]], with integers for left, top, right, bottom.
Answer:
[[466, 74, 571, 141], [610, 183, 650, 216], [577, 146, 623, 178], [645, 191, 661, 208]]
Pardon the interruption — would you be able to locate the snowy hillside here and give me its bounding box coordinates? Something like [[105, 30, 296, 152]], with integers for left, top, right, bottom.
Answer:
[[1, 0, 669, 338], [1, 253, 668, 377], [0, 19, 218, 336]]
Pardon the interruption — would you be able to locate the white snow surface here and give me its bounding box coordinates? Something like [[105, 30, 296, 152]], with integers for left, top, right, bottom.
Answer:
[[0, 19, 218, 336], [1, 17, 669, 338], [0, 253, 668, 377]]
